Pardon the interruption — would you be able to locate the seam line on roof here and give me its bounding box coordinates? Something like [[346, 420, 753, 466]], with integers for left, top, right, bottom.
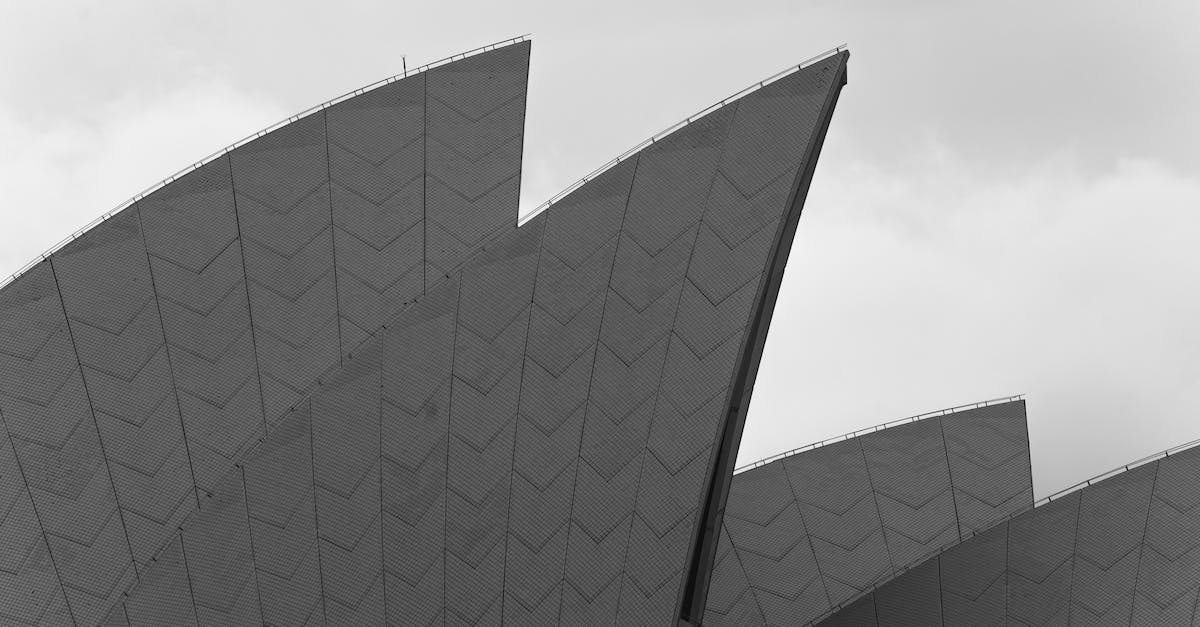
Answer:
[[859, 437, 898, 577], [239, 466, 267, 624], [378, 331, 389, 625], [936, 554, 946, 623], [497, 213, 548, 621], [612, 99, 744, 622], [422, 72, 428, 296], [779, 459, 834, 611], [724, 526, 767, 624], [0, 406, 79, 626], [227, 154, 271, 440], [1004, 515, 1011, 623], [323, 110, 345, 366], [553, 154, 641, 626], [305, 398, 330, 624], [1129, 461, 1161, 625], [48, 256, 142, 580], [177, 533, 201, 624], [134, 203, 202, 510], [938, 417, 964, 544], [441, 283, 463, 620]]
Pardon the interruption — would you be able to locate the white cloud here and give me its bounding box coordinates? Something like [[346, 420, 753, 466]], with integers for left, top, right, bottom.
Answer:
[[742, 143, 1200, 497]]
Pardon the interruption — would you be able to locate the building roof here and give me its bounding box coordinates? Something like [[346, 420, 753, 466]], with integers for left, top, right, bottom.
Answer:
[[0, 39, 851, 626]]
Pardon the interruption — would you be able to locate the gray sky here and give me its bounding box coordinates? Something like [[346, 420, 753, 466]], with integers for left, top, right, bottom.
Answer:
[[2, 0, 1197, 498]]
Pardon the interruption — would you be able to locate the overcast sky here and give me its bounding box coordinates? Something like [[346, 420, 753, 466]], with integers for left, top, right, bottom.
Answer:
[[2, 0, 1197, 497]]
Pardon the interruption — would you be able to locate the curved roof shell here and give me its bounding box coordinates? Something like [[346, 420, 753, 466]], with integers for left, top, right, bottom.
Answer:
[[0, 40, 850, 626]]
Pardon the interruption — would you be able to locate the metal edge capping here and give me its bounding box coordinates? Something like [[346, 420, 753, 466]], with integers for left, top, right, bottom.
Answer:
[[674, 49, 850, 625]]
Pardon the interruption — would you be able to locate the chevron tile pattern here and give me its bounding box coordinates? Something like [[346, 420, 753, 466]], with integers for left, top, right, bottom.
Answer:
[[312, 343, 386, 624], [1008, 492, 1079, 626], [1132, 445, 1200, 624], [504, 159, 635, 626], [1070, 461, 1156, 623], [52, 209, 198, 574], [424, 43, 528, 284], [326, 74, 426, 355], [703, 525, 766, 625], [816, 444, 1200, 626], [229, 112, 342, 426], [0, 262, 138, 625], [444, 222, 543, 625], [942, 400, 1033, 534], [721, 462, 829, 625], [0, 422, 73, 625], [140, 158, 266, 499], [380, 279, 457, 626]]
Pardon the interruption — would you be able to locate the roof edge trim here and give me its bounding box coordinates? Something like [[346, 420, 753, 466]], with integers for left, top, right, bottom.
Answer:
[[516, 43, 848, 227], [734, 394, 1025, 474], [1, 34, 531, 292]]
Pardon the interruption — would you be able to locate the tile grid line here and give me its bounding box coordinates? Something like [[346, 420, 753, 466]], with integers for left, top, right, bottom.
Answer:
[[304, 397, 330, 625], [133, 203, 203, 510], [421, 72, 428, 296], [552, 155, 641, 625], [48, 256, 142, 579], [0, 406, 80, 627], [378, 327, 389, 625], [323, 109, 345, 366], [778, 458, 835, 611], [176, 530, 202, 624], [441, 281, 464, 622], [722, 527, 768, 624], [496, 215, 549, 621], [1003, 513, 1011, 624], [938, 418, 964, 543], [238, 466, 267, 625], [612, 98, 744, 621], [857, 437, 898, 577], [1066, 490, 1084, 625], [1128, 461, 1162, 625], [226, 154, 272, 441], [935, 553, 946, 624], [496, 45, 540, 619]]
